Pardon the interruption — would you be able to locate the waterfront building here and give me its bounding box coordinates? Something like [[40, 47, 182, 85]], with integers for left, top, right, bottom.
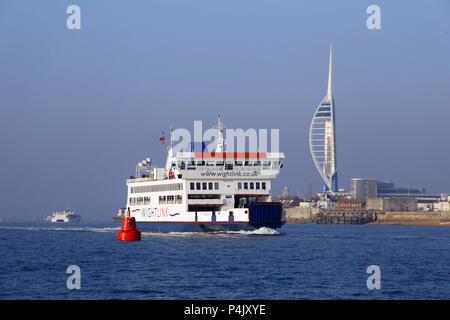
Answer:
[[365, 197, 417, 212], [350, 178, 438, 200], [272, 195, 301, 208], [376, 181, 426, 198], [335, 199, 366, 211], [350, 178, 378, 199], [309, 46, 338, 192]]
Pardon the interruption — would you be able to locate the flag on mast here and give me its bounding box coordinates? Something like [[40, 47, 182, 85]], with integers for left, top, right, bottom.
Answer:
[[160, 131, 166, 143]]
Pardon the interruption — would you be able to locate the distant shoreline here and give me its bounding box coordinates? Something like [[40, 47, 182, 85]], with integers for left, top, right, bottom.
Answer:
[[285, 209, 450, 227], [286, 219, 450, 227]]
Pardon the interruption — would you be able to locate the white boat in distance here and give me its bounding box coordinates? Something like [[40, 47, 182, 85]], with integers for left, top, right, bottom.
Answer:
[[113, 207, 126, 222], [46, 209, 81, 223]]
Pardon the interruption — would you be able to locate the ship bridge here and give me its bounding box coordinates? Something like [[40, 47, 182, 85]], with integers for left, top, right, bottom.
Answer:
[[164, 151, 284, 212], [169, 152, 284, 180]]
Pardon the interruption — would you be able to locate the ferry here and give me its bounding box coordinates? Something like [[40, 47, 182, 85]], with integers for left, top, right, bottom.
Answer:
[[46, 209, 81, 223], [123, 116, 285, 232]]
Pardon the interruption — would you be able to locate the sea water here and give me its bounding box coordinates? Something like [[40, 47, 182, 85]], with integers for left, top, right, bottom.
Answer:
[[0, 222, 448, 299]]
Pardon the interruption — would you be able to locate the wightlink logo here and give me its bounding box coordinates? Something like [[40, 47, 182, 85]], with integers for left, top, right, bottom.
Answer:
[[165, 120, 279, 155], [200, 170, 259, 178]]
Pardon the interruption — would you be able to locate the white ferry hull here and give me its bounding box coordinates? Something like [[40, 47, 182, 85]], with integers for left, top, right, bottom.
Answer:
[[137, 222, 258, 232], [129, 203, 284, 232], [49, 216, 81, 223], [47, 211, 81, 223]]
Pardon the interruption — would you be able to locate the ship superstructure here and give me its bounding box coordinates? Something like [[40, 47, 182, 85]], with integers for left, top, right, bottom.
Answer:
[[124, 116, 285, 232]]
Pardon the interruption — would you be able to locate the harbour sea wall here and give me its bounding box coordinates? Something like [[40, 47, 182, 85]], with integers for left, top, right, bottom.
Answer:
[[371, 211, 450, 226], [285, 207, 450, 226]]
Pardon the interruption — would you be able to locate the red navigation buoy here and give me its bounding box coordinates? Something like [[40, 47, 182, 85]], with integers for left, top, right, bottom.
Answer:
[[117, 208, 141, 241]]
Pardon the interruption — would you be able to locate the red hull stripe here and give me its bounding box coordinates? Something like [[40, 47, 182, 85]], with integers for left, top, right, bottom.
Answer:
[[137, 221, 249, 223], [194, 152, 266, 158]]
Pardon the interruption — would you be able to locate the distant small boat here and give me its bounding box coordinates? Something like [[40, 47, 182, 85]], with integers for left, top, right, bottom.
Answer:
[[46, 209, 81, 223], [113, 208, 126, 222]]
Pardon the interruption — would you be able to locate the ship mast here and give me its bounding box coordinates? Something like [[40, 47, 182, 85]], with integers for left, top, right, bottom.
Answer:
[[165, 125, 174, 172], [215, 114, 225, 152]]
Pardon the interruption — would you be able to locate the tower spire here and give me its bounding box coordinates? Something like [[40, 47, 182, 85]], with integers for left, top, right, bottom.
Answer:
[[309, 46, 338, 193], [327, 45, 333, 99]]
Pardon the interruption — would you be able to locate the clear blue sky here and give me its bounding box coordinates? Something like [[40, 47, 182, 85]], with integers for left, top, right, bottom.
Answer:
[[1, 1, 449, 220]]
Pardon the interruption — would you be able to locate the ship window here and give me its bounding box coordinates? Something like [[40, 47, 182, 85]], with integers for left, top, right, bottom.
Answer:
[[244, 182, 248, 190], [176, 195, 182, 204], [254, 161, 261, 166], [216, 161, 224, 166], [167, 195, 175, 204], [214, 182, 219, 190], [178, 161, 186, 169], [262, 182, 266, 190], [144, 197, 151, 205], [238, 182, 242, 189], [197, 160, 205, 166], [208, 182, 213, 190], [202, 182, 207, 190], [235, 161, 243, 166], [131, 183, 183, 193], [225, 161, 233, 170], [187, 160, 196, 170], [244, 161, 250, 166], [250, 182, 254, 189], [256, 182, 260, 190], [196, 182, 201, 190], [190, 182, 195, 190], [206, 161, 215, 166], [272, 160, 281, 169]]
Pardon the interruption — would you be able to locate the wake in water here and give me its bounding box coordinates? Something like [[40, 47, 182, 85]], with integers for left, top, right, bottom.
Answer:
[[220, 227, 282, 235], [141, 227, 282, 237], [0, 225, 281, 237], [0, 225, 119, 233]]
